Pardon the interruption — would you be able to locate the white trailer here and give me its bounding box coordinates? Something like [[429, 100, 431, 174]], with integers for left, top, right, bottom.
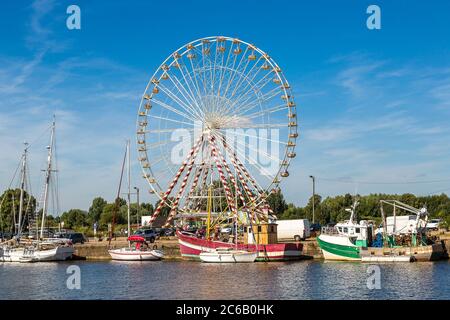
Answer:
[[276, 219, 310, 241]]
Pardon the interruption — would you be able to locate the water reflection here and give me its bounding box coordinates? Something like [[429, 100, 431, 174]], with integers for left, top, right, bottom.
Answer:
[[0, 260, 449, 300]]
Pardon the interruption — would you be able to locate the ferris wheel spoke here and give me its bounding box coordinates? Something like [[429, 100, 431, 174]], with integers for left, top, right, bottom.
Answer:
[[200, 41, 210, 99], [149, 114, 195, 127], [226, 56, 269, 104], [218, 128, 288, 145], [222, 45, 249, 99], [187, 51, 209, 109], [225, 51, 264, 108], [143, 139, 174, 150], [245, 104, 288, 119], [218, 130, 284, 170], [144, 127, 196, 134], [236, 69, 274, 102], [165, 69, 205, 118], [216, 40, 235, 98], [226, 72, 276, 116], [224, 123, 287, 129], [158, 83, 204, 121], [237, 86, 281, 116], [212, 130, 276, 183], [176, 53, 210, 114], [150, 98, 197, 123]]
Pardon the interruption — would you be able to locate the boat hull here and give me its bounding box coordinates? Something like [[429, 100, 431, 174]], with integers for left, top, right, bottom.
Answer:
[[0, 246, 74, 263], [317, 234, 446, 262], [108, 248, 162, 261], [177, 231, 303, 261], [317, 235, 361, 261], [199, 251, 257, 263]]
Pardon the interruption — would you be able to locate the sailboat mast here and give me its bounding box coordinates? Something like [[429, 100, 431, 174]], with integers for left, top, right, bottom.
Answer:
[[40, 119, 55, 239], [17, 143, 28, 238], [127, 140, 131, 239]]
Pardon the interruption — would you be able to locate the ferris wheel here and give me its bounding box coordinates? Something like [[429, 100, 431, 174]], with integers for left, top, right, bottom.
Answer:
[[136, 36, 298, 227]]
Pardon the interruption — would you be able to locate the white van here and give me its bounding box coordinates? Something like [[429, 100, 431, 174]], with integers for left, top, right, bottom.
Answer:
[[276, 219, 310, 241]]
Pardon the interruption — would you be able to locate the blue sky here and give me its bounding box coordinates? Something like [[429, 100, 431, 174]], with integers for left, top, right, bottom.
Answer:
[[1, 0, 450, 213]]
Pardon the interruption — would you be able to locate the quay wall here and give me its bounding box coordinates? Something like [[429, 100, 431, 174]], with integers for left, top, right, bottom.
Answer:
[[73, 238, 181, 260]]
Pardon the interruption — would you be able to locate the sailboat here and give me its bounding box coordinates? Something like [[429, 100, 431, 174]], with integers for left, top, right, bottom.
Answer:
[[0, 118, 74, 262], [108, 140, 163, 261]]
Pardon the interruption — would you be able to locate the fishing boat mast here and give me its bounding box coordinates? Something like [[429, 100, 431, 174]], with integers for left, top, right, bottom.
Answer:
[[40, 118, 56, 239]]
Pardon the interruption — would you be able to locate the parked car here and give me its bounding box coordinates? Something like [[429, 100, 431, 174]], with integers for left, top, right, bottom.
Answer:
[[310, 223, 322, 232], [162, 227, 175, 236], [133, 229, 158, 243], [63, 233, 87, 244], [427, 219, 442, 231]]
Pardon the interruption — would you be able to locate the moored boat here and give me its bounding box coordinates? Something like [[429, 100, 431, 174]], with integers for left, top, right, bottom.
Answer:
[[0, 119, 75, 263], [107, 141, 164, 262], [317, 199, 446, 262], [109, 235, 163, 261], [1, 239, 74, 262], [199, 247, 257, 263], [178, 230, 303, 262]]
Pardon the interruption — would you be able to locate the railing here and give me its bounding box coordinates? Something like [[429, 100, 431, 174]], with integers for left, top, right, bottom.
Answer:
[[321, 226, 339, 235]]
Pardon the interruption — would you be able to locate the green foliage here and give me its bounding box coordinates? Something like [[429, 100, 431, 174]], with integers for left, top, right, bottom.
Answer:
[[267, 189, 288, 216], [278, 192, 450, 226], [154, 199, 172, 217], [88, 197, 107, 225], [60, 209, 88, 229], [0, 188, 36, 233]]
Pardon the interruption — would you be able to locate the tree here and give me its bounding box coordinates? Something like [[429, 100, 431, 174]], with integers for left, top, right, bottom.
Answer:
[[99, 201, 127, 227], [60, 209, 88, 228], [154, 199, 173, 217], [267, 189, 288, 216], [0, 188, 36, 233], [88, 197, 107, 225]]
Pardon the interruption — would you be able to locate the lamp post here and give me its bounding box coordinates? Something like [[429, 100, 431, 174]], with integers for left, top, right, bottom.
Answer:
[[309, 175, 315, 224], [134, 187, 140, 228]]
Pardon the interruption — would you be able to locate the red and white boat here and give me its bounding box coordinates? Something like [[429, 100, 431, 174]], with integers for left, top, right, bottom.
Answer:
[[177, 231, 302, 261], [108, 236, 164, 261]]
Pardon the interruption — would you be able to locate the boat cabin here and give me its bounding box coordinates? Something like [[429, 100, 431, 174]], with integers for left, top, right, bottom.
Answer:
[[243, 223, 278, 245], [334, 220, 373, 247]]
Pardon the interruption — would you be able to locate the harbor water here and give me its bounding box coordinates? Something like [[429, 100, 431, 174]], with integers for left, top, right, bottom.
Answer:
[[1, 260, 449, 300]]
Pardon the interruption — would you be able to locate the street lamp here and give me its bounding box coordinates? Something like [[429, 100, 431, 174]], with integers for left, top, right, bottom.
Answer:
[[134, 187, 140, 228], [309, 175, 315, 224]]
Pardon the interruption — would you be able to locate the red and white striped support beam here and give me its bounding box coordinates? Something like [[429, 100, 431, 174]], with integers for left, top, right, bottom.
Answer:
[[149, 135, 204, 224], [207, 135, 236, 215], [163, 142, 203, 227], [209, 135, 247, 220], [181, 164, 203, 212], [217, 135, 260, 224], [219, 135, 271, 222]]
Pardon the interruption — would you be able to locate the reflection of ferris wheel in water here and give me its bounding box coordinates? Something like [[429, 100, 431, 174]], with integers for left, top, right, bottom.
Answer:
[[137, 36, 298, 227]]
